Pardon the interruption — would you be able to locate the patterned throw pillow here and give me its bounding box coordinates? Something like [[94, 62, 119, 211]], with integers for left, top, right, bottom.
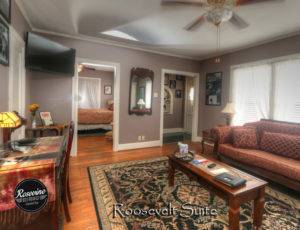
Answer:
[[260, 132, 300, 160], [233, 127, 259, 149]]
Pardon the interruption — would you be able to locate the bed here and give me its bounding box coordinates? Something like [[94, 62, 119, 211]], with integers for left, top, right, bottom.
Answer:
[[78, 108, 113, 131]]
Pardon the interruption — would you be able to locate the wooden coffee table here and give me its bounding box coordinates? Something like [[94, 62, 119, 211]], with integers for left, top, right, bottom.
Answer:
[[168, 153, 267, 230]]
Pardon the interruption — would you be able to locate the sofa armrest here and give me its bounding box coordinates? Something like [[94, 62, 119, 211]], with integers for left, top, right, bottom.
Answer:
[[211, 126, 234, 144]]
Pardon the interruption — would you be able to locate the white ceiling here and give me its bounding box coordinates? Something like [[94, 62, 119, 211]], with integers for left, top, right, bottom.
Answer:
[[17, 0, 300, 60]]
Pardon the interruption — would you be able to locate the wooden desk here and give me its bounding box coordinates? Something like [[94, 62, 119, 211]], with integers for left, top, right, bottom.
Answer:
[[0, 136, 64, 230], [26, 123, 68, 138], [168, 153, 267, 230]]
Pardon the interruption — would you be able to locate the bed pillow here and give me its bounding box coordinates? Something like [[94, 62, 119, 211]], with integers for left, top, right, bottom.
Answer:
[[232, 127, 259, 149], [108, 103, 114, 111], [260, 131, 300, 160]]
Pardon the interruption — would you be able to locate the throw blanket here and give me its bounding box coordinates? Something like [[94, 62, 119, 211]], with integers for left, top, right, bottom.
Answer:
[[78, 108, 113, 124]]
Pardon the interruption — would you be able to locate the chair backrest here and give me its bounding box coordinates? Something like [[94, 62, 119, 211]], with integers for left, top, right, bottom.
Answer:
[[64, 121, 74, 171]]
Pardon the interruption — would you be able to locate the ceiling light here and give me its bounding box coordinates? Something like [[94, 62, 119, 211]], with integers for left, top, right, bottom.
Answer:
[[101, 30, 138, 41]]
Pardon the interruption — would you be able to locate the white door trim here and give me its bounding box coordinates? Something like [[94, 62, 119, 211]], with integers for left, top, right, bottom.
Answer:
[[72, 58, 120, 156], [160, 69, 200, 145]]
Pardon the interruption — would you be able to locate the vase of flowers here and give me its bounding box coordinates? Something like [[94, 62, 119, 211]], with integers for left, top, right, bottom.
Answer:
[[29, 104, 39, 128]]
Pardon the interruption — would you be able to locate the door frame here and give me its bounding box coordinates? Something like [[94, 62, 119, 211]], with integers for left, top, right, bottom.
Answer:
[[8, 27, 26, 139], [160, 69, 200, 145], [71, 58, 120, 156]]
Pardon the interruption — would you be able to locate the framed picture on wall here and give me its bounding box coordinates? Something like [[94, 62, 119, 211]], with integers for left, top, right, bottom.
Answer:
[[205, 72, 222, 106], [40, 112, 54, 126], [0, 0, 11, 24], [0, 18, 9, 66], [104, 85, 112, 95], [175, 90, 182, 98], [169, 80, 176, 89], [176, 75, 183, 80]]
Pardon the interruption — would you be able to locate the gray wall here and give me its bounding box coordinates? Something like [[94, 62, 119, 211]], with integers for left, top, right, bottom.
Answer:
[[163, 74, 185, 129], [79, 69, 114, 108], [29, 34, 200, 144], [197, 34, 300, 136], [0, 0, 30, 143]]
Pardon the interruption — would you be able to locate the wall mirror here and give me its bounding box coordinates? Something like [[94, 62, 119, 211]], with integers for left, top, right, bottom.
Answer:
[[129, 68, 153, 115]]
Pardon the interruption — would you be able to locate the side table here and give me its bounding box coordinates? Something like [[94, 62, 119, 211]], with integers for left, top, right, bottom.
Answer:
[[26, 123, 69, 138], [201, 129, 217, 155]]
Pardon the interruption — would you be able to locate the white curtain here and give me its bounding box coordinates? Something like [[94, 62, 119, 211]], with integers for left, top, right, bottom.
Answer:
[[273, 59, 300, 122], [232, 64, 271, 126], [78, 77, 101, 108]]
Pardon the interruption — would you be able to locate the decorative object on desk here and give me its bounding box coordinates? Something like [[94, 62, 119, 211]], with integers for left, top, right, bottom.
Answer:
[[0, 111, 22, 143], [0, 18, 9, 66], [29, 104, 39, 128], [39, 112, 54, 126], [221, 102, 236, 126], [205, 72, 222, 106], [169, 80, 176, 89], [104, 85, 112, 95], [175, 90, 182, 98], [0, 0, 11, 23]]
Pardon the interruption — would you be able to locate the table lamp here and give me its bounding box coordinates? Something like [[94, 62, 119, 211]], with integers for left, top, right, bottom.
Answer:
[[221, 102, 236, 126], [137, 98, 145, 109], [0, 112, 22, 143]]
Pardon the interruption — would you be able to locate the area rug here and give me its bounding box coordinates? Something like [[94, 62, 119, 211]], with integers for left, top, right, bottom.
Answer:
[[88, 157, 300, 230]]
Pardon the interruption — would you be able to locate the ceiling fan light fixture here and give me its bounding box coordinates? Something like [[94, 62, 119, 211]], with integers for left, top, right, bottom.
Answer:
[[206, 6, 233, 25]]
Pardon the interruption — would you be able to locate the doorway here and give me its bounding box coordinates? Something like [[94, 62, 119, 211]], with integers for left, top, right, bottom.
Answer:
[[72, 58, 120, 156], [160, 69, 199, 145]]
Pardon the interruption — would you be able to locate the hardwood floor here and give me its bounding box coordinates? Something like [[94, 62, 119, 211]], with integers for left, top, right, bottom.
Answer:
[[63, 136, 203, 230]]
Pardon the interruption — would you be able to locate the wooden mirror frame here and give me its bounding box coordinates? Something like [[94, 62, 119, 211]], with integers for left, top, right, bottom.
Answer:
[[129, 67, 154, 116]]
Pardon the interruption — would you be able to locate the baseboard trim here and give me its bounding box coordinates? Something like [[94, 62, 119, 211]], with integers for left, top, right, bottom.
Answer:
[[118, 140, 161, 151], [163, 128, 184, 134], [192, 136, 203, 142]]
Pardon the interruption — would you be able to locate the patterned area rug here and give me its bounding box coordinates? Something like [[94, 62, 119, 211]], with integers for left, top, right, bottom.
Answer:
[[88, 157, 300, 230]]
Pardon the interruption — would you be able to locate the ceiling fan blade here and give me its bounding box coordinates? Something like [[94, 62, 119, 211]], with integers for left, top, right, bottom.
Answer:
[[161, 0, 204, 7], [229, 12, 249, 29], [235, 0, 283, 6], [184, 13, 206, 31]]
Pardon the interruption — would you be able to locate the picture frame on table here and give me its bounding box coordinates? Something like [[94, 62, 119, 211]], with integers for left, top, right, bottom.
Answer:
[[169, 80, 176, 89], [104, 85, 112, 95], [0, 17, 9, 66], [40, 112, 54, 126], [0, 0, 11, 24], [205, 72, 222, 106]]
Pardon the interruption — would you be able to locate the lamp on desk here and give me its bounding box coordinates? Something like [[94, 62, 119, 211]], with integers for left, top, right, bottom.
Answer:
[[221, 102, 236, 126], [0, 112, 22, 143]]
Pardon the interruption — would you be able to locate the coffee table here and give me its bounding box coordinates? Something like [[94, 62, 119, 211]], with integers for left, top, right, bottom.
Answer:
[[168, 153, 268, 230]]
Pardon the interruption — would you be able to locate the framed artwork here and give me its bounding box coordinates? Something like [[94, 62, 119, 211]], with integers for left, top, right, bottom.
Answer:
[[175, 90, 182, 98], [0, 0, 11, 23], [0, 18, 9, 66], [205, 72, 222, 106], [104, 85, 112, 95], [176, 75, 184, 80], [40, 112, 54, 126], [169, 80, 176, 89], [164, 74, 169, 85]]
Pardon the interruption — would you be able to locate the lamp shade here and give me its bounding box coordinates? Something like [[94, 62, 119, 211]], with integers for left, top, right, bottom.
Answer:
[[0, 112, 22, 128], [137, 99, 145, 106], [222, 102, 236, 114]]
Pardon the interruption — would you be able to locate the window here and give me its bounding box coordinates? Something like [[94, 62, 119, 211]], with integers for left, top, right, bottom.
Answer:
[[78, 77, 101, 108], [231, 57, 300, 125]]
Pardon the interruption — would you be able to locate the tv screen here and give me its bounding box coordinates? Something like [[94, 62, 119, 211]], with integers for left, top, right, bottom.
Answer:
[[25, 32, 76, 76]]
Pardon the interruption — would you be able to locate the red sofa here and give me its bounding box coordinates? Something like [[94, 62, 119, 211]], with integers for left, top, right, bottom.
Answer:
[[213, 120, 300, 192]]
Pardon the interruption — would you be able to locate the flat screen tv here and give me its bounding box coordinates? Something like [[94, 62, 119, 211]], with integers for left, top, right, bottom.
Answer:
[[25, 32, 76, 76]]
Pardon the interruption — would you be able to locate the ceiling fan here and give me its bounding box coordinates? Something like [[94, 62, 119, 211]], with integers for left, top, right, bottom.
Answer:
[[161, 0, 282, 31]]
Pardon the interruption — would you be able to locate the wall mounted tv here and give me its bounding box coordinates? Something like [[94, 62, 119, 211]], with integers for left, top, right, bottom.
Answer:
[[25, 32, 76, 76]]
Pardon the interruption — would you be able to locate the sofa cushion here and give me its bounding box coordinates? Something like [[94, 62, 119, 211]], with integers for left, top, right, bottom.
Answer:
[[218, 144, 300, 182], [260, 132, 300, 160], [233, 127, 259, 149]]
